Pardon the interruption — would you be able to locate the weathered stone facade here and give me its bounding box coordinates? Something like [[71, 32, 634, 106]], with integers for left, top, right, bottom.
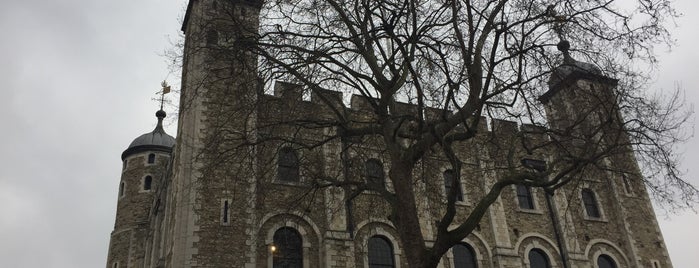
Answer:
[[107, 1, 673, 267]]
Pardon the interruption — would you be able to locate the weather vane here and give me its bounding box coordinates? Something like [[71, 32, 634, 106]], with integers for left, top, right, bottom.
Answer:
[[160, 80, 171, 111]]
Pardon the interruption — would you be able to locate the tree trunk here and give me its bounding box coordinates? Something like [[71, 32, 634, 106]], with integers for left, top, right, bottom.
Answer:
[[388, 159, 435, 268]]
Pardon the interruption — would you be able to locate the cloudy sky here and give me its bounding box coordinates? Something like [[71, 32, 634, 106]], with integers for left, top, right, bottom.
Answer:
[[0, 0, 696, 267]]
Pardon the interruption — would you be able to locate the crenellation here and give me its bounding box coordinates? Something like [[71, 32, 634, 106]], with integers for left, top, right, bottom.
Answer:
[[106, 2, 674, 267]]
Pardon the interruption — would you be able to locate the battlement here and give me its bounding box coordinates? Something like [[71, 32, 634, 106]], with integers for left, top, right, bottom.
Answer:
[[263, 80, 550, 141]]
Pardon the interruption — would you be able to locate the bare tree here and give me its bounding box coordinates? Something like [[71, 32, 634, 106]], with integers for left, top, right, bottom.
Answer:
[[176, 0, 696, 267]]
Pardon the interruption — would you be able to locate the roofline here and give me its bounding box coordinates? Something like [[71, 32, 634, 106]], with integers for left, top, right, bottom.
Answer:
[[539, 71, 618, 104], [181, 0, 195, 33], [122, 145, 174, 160]]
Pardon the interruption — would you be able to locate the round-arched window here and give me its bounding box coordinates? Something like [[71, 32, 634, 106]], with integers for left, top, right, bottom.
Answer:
[[528, 248, 551, 268], [368, 236, 394, 268], [597, 254, 617, 268], [272, 227, 302, 268], [452, 243, 477, 268]]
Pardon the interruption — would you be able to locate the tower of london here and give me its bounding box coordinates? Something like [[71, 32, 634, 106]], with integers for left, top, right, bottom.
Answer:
[[107, 1, 674, 267]]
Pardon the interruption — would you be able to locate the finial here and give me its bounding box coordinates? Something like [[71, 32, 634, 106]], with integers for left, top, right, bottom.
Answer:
[[557, 40, 575, 64], [154, 81, 171, 134], [548, 7, 575, 65]]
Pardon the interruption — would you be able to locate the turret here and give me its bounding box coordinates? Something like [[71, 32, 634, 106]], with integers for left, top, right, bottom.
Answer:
[[106, 110, 175, 268]]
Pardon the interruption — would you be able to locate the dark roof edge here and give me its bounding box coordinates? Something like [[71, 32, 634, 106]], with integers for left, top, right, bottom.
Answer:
[[122, 145, 174, 161], [181, 0, 195, 33], [539, 71, 618, 104]]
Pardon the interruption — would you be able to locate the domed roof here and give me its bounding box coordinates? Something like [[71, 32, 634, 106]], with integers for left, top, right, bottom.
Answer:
[[121, 110, 176, 160]]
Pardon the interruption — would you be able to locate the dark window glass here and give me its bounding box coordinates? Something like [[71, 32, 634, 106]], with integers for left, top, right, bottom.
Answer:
[[516, 185, 534, 209], [452, 243, 477, 268], [119, 182, 125, 197], [223, 200, 229, 223], [206, 29, 218, 45], [273, 227, 302, 268], [528, 249, 550, 268], [148, 153, 156, 164], [366, 159, 385, 188], [277, 148, 299, 182], [144, 176, 152, 191], [582, 189, 601, 218], [123, 159, 127, 170], [444, 170, 464, 201], [368, 236, 394, 268], [597, 255, 617, 268]]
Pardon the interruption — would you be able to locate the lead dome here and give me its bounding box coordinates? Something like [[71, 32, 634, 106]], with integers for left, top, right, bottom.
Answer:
[[121, 110, 175, 160]]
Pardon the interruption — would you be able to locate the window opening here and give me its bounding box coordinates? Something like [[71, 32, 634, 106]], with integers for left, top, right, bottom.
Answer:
[[272, 227, 302, 268], [119, 182, 125, 197], [143, 176, 152, 191], [516, 185, 534, 209], [597, 254, 617, 268], [528, 249, 551, 268], [368, 236, 395, 268], [444, 170, 464, 201], [452, 243, 477, 268], [366, 159, 385, 189], [147, 153, 156, 164], [582, 189, 601, 218], [223, 200, 229, 223], [277, 147, 300, 182]]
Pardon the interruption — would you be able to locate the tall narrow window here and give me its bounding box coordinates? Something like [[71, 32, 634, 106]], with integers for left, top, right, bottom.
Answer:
[[112, 262, 118, 268], [147, 153, 156, 164], [119, 182, 125, 197], [272, 227, 302, 268], [452, 243, 477, 268], [223, 200, 229, 224], [368, 236, 394, 268], [582, 189, 601, 218], [597, 254, 617, 268], [122, 159, 127, 170], [516, 185, 534, 209], [277, 147, 299, 182], [528, 249, 551, 268], [365, 159, 385, 188], [143, 176, 152, 191], [444, 170, 464, 201]]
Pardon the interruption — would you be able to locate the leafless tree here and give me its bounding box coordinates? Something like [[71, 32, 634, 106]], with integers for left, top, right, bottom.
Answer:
[[176, 0, 696, 267]]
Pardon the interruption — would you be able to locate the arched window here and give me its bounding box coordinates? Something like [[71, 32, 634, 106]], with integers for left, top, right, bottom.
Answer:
[[365, 159, 385, 188], [277, 147, 299, 182], [597, 254, 617, 268], [119, 182, 125, 197], [581, 189, 601, 218], [368, 236, 394, 268], [452, 243, 477, 268], [143, 176, 152, 191], [516, 185, 534, 209], [122, 159, 127, 170], [444, 170, 464, 201], [147, 153, 156, 164], [528, 249, 551, 268], [272, 227, 302, 268]]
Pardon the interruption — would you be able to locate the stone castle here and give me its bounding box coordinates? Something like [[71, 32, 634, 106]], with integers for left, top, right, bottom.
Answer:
[[107, 0, 673, 267]]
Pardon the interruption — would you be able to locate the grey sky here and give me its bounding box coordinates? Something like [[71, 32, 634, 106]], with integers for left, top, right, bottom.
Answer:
[[0, 0, 696, 267]]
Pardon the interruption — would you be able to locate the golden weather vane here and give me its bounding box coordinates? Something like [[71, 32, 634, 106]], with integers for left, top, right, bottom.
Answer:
[[160, 81, 171, 111]]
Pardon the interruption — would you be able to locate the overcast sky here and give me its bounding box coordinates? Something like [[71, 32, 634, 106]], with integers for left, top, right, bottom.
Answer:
[[0, 0, 696, 267]]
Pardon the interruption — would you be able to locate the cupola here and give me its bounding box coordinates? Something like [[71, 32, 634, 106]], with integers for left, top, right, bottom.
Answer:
[[121, 110, 176, 160]]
